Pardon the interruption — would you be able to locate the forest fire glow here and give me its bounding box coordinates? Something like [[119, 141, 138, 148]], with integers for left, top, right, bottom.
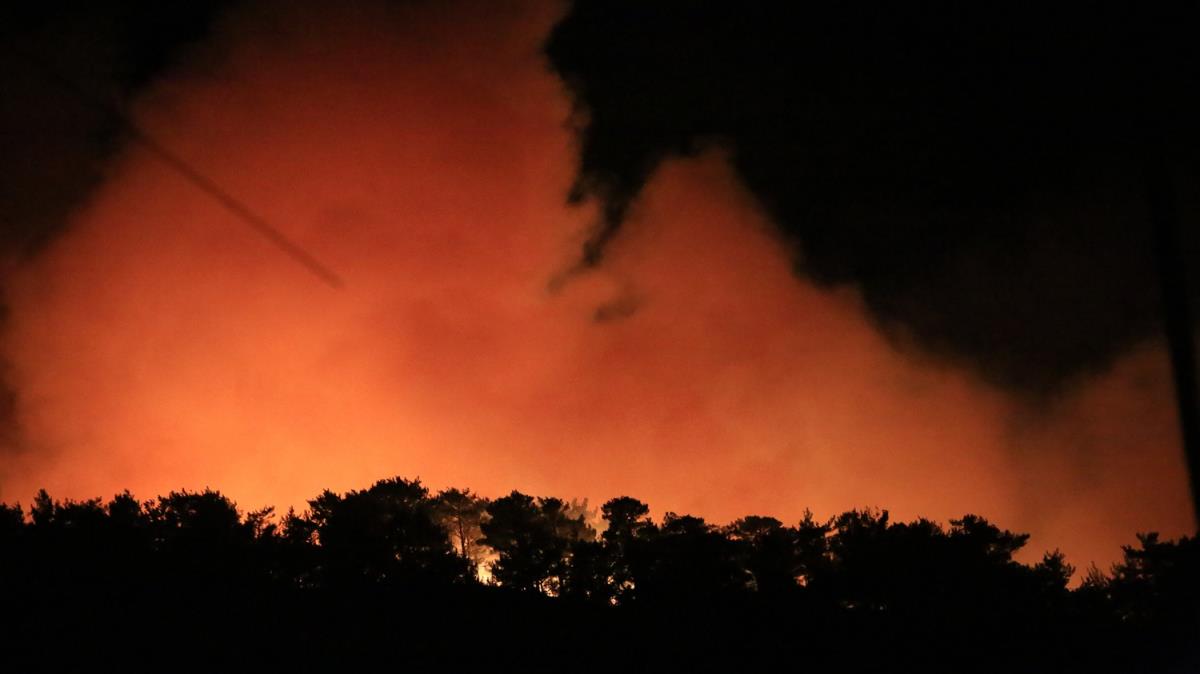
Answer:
[[0, 0, 1192, 573]]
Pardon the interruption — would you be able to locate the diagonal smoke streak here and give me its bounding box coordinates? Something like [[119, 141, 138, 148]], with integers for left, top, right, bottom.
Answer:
[[122, 127, 344, 289], [7, 46, 344, 289]]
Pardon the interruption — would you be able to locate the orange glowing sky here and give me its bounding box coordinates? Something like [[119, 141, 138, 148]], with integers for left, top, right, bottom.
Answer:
[[0, 0, 1192, 570]]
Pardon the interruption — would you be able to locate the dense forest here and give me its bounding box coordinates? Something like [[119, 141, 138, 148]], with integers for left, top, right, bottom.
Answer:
[[2, 477, 1196, 672]]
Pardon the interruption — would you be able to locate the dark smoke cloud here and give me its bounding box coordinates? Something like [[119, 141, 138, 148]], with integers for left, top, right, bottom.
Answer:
[[0, 2, 235, 255], [546, 1, 1200, 393]]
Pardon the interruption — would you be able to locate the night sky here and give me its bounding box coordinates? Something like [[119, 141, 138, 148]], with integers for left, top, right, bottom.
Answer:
[[1, 0, 1196, 571]]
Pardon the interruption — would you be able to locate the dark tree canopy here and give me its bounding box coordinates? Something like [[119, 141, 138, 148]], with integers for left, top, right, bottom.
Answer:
[[480, 491, 595, 593], [1, 478, 1195, 672], [297, 477, 469, 585]]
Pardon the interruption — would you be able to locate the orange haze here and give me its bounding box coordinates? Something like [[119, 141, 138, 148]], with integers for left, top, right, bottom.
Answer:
[[1, 0, 1192, 571]]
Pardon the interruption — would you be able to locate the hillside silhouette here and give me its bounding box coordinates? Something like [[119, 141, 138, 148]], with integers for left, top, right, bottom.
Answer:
[[1, 477, 1196, 672]]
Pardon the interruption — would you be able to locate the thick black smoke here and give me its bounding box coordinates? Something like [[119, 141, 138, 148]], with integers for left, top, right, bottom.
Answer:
[[0, 2, 236, 254], [546, 1, 1200, 394]]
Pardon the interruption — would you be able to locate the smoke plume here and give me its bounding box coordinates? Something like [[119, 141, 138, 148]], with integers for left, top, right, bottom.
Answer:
[[0, 0, 1191, 570]]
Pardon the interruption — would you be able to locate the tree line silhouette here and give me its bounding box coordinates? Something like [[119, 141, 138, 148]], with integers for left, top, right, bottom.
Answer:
[[1, 477, 1196, 672]]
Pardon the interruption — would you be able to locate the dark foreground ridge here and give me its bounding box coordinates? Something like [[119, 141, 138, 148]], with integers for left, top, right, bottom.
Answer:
[[2, 477, 1196, 672]]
